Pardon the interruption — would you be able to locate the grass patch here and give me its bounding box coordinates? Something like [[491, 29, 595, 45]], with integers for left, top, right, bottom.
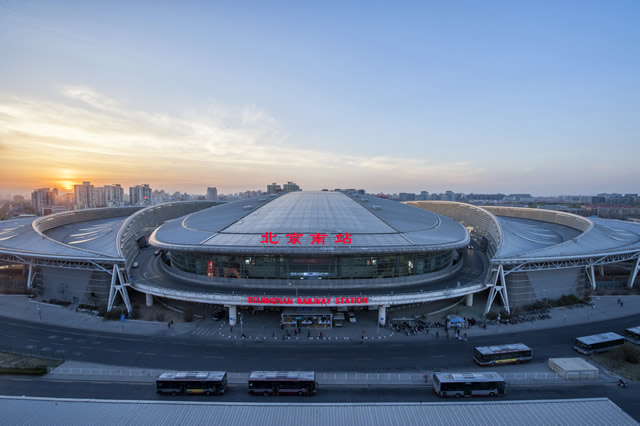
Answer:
[[0, 352, 63, 376], [592, 343, 640, 380]]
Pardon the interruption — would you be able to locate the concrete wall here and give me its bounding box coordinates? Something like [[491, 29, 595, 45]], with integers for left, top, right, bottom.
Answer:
[[37, 266, 111, 307], [506, 267, 585, 307]]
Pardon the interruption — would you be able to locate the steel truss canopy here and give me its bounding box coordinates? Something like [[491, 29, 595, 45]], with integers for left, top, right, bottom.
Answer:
[[3, 199, 640, 318]]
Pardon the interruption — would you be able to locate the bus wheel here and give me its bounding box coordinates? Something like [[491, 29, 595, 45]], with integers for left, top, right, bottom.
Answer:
[[455, 393, 462, 398], [171, 391, 176, 396], [264, 391, 269, 396], [298, 391, 303, 396], [489, 392, 495, 397], [206, 391, 211, 396]]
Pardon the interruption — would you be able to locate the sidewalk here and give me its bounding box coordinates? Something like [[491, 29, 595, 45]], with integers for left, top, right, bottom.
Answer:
[[47, 359, 617, 387], [1, 294, 639, 344], [0, 295, 199, 337]]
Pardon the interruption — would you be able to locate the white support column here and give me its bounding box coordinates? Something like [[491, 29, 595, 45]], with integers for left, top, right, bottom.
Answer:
[[465, 293, 473, 307], [26, 263, 34, 290], [145, 293, 154, 307], [628, 257, 640, 289], [228, 305, 237, 326], [497, 266, 510, 314], [599, 265, 604, 277], [484, 267, 500, 315], [586, 264, 596, 290], [107, 268, 117, 312], [107, 264, 133, 314], [484, 265, 510, 315], [378, 305, 387, 326]]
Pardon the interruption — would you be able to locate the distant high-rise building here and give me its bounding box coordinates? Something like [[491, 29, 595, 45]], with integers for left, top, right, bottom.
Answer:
[[103, 184, 124, 206], [74, 181, 95, 209], [95, 185, 123, 208], [267, 183, 282, 194], [31, 188, 55, 215], [206, 187, 218, 201], [399, 192, 416, 201], [282, 181, 301, 192], [94, 186, 107, 207], [129, 184, 152, 206], [12, 195, 25, 204]]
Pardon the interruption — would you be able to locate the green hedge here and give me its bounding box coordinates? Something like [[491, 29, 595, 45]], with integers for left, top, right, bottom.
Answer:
[[0, 367, 48, 375]]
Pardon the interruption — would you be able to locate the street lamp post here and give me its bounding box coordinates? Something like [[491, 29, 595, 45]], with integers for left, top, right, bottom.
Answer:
[[239, 313, 244, 336]]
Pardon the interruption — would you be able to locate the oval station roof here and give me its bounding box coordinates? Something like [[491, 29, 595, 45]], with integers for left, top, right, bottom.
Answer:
[[151, 191, 470, 255]]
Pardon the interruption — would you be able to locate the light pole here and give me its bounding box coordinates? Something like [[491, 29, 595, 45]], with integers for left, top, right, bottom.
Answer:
[[239, 312, 244, 336]]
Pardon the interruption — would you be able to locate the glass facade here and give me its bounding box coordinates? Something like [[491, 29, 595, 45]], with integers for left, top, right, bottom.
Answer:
[[170, 250, 453, 280]]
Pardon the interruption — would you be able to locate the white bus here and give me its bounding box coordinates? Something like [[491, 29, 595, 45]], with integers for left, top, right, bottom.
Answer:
[[574, 332, 625, 355], [473, 343, 532, 366], [432, 372, 505, 398], [624, 326, 640, 345], [156, 371, 228, 395], [248, 371, 317, 396]]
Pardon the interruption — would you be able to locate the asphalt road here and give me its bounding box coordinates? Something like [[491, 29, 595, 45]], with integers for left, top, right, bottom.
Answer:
[[2, 313, 639, 372], [0, 377, 638, 421], [2, 313, 640, 421]]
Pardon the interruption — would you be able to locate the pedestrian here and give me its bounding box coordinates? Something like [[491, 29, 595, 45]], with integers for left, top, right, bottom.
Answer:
[[436, 331, 439, 338], [168, 321, 171, 329], [464, 333, 467, 340], [621, 301, 624, 308], [617, 298, 621, 306]]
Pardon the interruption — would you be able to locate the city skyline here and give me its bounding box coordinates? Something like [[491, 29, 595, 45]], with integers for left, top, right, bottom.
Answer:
[[1, 1, 639, 196]]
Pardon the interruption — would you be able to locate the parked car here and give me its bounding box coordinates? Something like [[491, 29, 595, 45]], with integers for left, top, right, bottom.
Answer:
[[348, 313, 357, 323], [154, 250, 161, 256], [132, 262, 140, 268]]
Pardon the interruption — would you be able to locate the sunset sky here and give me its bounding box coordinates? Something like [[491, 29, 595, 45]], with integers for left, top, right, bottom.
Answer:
[[1, 1, 639, 196]]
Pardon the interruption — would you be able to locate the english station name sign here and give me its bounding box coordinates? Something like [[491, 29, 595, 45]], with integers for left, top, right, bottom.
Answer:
[[247, 296, 369, 305]]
